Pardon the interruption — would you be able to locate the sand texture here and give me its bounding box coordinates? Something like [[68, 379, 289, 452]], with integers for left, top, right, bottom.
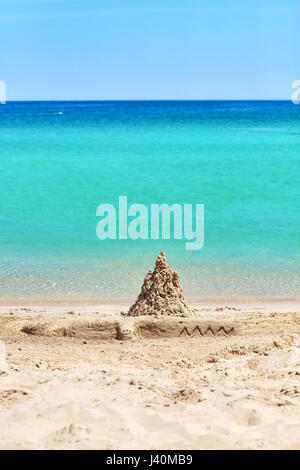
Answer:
[[0, 303, 299, 450], [125, 251, 195, 318]]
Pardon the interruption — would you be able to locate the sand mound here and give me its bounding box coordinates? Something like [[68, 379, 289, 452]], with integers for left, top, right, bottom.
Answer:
[[21, 316, 120, 341], [124, 251, 195, 317]]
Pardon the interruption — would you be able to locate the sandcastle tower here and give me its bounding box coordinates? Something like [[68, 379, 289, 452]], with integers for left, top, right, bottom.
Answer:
[[125, 251, 195, 318]]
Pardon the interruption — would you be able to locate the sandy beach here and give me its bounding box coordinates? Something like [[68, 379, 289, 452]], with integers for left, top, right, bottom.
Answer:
[[0, 301, 299, 450], [1, 0, 299, 454]]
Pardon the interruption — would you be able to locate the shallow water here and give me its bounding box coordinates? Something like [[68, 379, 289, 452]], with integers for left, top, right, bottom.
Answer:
[[0, 101, 299, 300]]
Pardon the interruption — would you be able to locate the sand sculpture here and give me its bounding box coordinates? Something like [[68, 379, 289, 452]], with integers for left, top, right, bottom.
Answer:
[[21, 251, 237, 341], [125, 251, 195, 318]]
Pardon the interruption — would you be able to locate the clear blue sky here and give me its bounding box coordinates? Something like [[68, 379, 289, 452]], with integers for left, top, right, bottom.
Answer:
[[1, 0, 299, 100]]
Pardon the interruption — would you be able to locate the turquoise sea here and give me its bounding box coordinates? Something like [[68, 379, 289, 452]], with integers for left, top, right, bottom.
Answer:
[[0, 101, 299, 301]]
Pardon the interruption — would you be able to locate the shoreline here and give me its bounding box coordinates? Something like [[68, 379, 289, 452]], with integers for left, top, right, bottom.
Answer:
[[0, 298, 300, 315], [0, 300, 299, 318], [0, 296, 299, 307]]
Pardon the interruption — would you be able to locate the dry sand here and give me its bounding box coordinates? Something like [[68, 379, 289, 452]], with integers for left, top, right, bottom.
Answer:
[[0, 302, 299, 450]]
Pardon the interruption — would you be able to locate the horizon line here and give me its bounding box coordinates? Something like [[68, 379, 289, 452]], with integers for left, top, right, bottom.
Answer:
[[3, 99, 292, 103]]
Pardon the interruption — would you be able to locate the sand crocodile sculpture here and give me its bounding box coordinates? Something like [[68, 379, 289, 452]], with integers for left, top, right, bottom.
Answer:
[[21, 251, 237, 340]]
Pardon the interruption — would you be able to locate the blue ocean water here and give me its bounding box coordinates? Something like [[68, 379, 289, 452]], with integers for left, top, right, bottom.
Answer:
[[0, 101, 299, 301]]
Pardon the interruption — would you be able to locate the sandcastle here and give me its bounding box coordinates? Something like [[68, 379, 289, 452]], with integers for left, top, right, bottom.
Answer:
[[124, 251, 195, 318], [21, 252, 238, 340]]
